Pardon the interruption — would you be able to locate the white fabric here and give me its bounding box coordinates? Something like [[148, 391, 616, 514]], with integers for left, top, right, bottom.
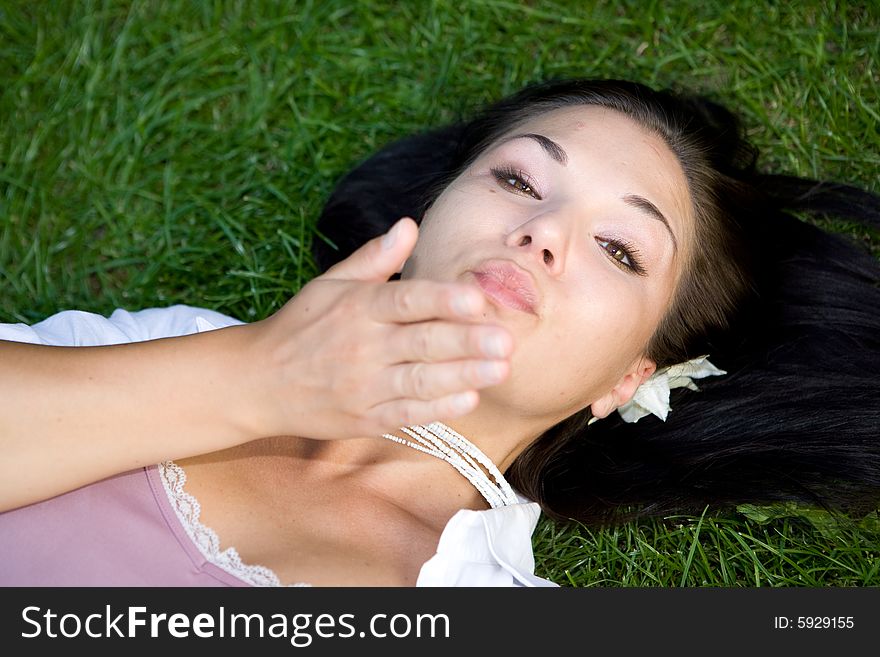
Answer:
[[0, 304, 557, 587], [417, 494, 556, 587], [616, 355, 727, 423]]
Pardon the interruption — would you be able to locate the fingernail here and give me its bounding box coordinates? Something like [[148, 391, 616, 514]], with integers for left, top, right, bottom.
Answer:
[[481, 333, 508, 359], [452, 293, 479, 317], [479, 361, 505, 383], [453, 392, 475, 413], [382, 220, 402, 250]]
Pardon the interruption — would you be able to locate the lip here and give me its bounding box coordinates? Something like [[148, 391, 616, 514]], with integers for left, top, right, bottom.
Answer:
[[469, 259, 539, 315]]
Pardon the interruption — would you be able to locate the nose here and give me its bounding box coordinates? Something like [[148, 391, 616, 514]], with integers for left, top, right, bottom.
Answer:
[[505, 212, 569, 275]]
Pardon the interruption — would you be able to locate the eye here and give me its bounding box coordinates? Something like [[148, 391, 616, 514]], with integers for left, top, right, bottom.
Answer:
[[595, 237, 647, 276], [490, 166, 542, 200]]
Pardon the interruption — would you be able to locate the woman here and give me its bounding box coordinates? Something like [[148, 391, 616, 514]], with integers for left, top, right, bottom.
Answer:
[[316, 78, 880, 526], [1, 79, 878, 586]]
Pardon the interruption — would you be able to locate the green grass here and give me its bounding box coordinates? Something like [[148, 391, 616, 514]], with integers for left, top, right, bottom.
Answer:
[[1, 0, 878, 586], [535, 507, 880, 586]]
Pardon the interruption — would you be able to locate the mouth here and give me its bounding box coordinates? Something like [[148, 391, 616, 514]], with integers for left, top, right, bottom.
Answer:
[[469, 260, 539, 315]]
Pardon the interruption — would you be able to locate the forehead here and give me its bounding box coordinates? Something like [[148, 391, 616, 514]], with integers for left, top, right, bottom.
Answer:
[[493, 105, 694, 245], [501, 105, 682, 180]]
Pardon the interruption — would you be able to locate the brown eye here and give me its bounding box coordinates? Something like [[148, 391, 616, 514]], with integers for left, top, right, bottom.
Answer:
[[595, 237, 647, 276], [490, 167, 542, 200], [608, 243, 629, 264], [506, 176, 534, 195], [596, 238, 633, 267]]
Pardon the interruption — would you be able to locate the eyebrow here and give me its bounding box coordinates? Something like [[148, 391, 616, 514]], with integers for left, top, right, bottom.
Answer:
[[623, 194, 679, 253], [502, 133, 569, 165], [504, 132, 679, 253]]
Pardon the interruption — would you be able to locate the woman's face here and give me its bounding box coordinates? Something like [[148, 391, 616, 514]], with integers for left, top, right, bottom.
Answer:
[[401, 105, 694, 427]]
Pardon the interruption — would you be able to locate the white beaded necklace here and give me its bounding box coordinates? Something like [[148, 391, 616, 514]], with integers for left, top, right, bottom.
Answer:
[[381, 421, 519, 509]]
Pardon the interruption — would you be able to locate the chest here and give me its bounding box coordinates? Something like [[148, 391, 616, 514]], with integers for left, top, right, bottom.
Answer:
[[169, 456, 443, 587]]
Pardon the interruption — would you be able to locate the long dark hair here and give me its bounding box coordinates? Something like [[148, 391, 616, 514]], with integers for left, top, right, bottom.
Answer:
[[314, 79, 880, 526]]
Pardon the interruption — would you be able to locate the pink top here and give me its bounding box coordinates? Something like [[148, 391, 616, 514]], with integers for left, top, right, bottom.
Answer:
[[0, 305, 557, 587], [0, 464, 250, 586]]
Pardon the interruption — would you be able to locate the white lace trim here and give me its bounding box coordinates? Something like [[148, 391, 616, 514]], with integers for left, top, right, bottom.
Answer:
[[157, 460, 311, 587]]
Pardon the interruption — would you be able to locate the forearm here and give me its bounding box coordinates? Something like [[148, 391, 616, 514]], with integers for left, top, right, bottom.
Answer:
[[0, 324, 258, 511], [0, 218, 514, 512]]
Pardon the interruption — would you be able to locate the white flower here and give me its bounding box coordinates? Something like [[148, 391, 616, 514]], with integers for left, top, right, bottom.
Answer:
[[614, 355, 726, 423]]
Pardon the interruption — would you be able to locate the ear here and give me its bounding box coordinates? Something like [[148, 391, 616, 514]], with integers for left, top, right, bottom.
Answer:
[[589, 357, 657, 420]]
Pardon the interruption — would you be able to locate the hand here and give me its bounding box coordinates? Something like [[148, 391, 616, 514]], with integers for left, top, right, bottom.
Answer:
[[240, 217, 514, 441]]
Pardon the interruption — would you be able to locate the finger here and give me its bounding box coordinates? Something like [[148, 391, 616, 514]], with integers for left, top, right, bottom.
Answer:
[[371, 279, 489, 323], [382, 359, 510, 402], [321, 217, 418, 283], [390, 321, 513, 363], [370, 390, 481, 430]]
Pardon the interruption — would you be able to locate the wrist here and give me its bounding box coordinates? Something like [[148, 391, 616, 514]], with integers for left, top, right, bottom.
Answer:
[[192, 322, 271, 443]]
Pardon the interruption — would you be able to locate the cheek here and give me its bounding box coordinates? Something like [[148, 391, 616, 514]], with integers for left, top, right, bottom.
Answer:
[[479, 282, 669, 418], [406, 197, 495, 278], [406, 230, 456, 279], [403, 207, 454, 278], [417, 193, 469, 245], [526, 292, 656, 385]]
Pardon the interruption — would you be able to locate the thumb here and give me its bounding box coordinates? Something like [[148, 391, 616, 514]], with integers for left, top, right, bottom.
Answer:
[[322, 217, 418, 282]]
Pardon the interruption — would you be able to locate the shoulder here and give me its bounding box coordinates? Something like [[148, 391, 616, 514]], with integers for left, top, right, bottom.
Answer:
[[0, 304, 245, 347], [417, 500, 559, 587]]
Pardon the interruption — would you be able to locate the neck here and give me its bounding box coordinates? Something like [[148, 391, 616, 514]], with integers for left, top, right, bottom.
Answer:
[[243, 407, 550, 515], [438, 407, 550, 473], [382, 421, 520, 508]]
